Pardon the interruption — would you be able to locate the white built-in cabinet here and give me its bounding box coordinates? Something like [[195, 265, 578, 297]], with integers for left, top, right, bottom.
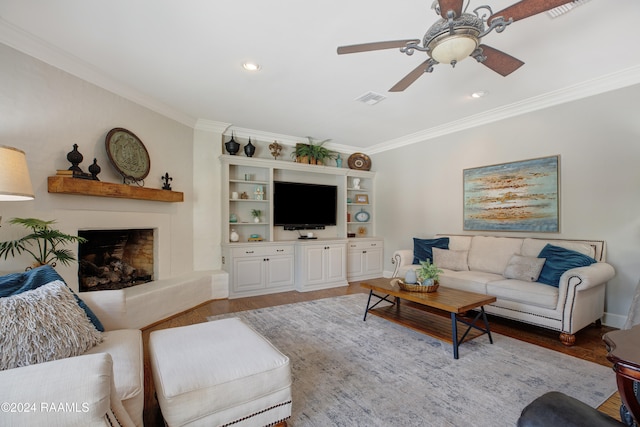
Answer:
[[220, 154, 381, 298], [224, 244, 295, 298], [347, 238, 384, 280], [295, 240, 347, 292]]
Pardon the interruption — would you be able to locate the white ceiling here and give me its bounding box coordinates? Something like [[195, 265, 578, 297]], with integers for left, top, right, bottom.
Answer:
[[1, 0, 640, 153]]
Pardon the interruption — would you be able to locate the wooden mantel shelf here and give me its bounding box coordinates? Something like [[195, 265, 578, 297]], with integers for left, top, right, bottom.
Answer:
[[47, 176, 184, 202]]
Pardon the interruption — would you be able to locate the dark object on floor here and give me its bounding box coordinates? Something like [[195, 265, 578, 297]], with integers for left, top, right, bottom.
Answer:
[[517, 391, 623, 426]]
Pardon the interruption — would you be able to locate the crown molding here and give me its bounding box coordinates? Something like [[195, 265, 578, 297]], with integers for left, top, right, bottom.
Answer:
[[194, 120, 231, 134], [367, 65, 640, 155], [0, 18, 197, 128]]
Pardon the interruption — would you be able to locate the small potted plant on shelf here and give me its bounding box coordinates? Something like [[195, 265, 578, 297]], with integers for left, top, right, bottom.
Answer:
[[416, 259, 443, 286], [0, 217, 87, 268], [291, 143, 313, 164], [251, 209, 262, 223]]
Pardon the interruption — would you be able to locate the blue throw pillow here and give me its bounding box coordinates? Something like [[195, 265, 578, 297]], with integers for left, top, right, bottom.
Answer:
[[0, 265, 104, 331], [413, 237, 449, 264], [537, 244, 597, 288]]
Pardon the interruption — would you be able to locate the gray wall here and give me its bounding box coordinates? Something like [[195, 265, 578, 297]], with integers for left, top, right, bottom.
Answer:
[[372, 84, 640, 327], [0, 44, 196, 287]]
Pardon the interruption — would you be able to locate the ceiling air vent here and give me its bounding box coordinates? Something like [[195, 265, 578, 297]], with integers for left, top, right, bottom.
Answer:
[[355, 91, 387, 105], [547, 0, 591, 18]]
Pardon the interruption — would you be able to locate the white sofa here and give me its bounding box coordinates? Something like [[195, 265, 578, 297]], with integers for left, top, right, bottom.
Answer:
[[0, 268, 228, 426], [392, 235, 616, 345]]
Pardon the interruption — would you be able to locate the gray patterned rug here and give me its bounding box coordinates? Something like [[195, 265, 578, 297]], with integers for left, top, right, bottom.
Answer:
[[208, 294, 616, 427]]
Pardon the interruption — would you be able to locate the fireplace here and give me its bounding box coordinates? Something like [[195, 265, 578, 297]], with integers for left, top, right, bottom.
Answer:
[[78, 229, 154, 292]]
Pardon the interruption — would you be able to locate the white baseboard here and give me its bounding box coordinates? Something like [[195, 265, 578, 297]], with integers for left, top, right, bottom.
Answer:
[[602, 312, 626, 329]]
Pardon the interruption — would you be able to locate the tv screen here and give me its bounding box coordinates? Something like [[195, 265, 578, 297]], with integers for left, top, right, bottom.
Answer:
[[274, 181, 337, 229]]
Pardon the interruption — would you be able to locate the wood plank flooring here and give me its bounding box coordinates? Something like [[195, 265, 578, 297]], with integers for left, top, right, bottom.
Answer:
[[141, 282, 622, 426]]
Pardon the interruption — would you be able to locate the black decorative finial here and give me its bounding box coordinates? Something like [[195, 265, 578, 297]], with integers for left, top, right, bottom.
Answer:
[[88, 158, 101, 181], [67, 144, 84, 172], [161, 172, 173, 190]]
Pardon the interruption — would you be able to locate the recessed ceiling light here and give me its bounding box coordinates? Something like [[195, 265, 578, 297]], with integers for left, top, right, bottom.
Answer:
[[242, 62, 261, 71], [471, 90, 488, 98]]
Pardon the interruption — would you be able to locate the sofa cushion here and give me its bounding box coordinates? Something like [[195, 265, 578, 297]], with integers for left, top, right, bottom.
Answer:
[[85, 329, 144, 426], [433, 247, 469, 271], [486, 279, 559, 309], [412, 237, 449, 264], [0, 280, 103, 370], [467, 236, 524, 275], [522, 238, 596, 259], [537, 244, 597, 288], [503, 254, 546, 282], [438, 270, 503, 294], [0, 265, 104, 332]]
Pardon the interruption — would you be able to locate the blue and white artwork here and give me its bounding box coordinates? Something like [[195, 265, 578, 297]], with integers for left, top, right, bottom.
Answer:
[[463, 156, 559, 232]]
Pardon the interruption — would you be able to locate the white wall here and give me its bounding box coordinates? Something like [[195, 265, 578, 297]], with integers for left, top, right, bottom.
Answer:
[[372, 83, 640, 327], [0, 44, 195, 289]]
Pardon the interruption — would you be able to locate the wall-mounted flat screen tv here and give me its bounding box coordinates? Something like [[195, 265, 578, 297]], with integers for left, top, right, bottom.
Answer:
[[274, 181, 337, 230]]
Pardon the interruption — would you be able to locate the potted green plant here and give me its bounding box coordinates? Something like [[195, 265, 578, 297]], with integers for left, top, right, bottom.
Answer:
[[306, 137, 336, 165], [416, 259, 443, 285], [251, 209, 262, 223], [0, 217, 87, 268], [291, 143, 313, 164]]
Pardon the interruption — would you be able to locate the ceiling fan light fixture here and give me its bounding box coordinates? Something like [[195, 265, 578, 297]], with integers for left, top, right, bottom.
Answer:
[[429, 32, 479, 65]]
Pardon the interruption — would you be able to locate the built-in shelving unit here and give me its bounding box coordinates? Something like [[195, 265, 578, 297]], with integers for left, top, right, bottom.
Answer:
[[220, 154, 375, 243], [220, 153, 381, 298], [47, 176, 184, 202]]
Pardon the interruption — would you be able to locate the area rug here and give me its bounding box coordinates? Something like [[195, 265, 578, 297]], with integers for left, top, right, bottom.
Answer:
[[208, 294, 616, 427]]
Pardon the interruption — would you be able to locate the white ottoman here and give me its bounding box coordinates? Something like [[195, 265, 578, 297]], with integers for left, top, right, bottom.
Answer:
[[149, 318, 292, 427]]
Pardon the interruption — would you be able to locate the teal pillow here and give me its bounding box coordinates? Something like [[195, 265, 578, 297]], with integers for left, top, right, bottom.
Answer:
[[413, 237, 449, 264], [0, 265, 104, 332], [537, 244, 596, 288]]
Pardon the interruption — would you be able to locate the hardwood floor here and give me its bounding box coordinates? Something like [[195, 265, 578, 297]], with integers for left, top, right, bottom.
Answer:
[[141, 283, 622, 426]]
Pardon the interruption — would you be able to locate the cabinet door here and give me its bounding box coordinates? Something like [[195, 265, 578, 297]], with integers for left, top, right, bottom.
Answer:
[[233, 257, 265, 292], [267, 255, 294, 288], [303, 245, 326, 285], [347, 250, 364, 277], [326, 245, 346, 282], [364, 248, 384, 276]]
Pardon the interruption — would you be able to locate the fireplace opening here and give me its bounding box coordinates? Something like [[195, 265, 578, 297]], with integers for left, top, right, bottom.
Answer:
[[78, 229, 154, 292]]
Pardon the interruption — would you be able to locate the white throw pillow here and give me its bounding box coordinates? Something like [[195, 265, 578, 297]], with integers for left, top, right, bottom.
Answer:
[[503, 254, 546, 282], [0, 280, 103, 370], [432, 247, 469, 271]]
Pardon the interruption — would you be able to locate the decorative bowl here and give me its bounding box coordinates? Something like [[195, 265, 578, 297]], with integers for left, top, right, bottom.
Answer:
[[391, 278, 439, 293]]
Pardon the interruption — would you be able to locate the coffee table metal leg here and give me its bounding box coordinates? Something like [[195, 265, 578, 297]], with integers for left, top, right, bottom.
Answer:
[[363, 290, 396, 321], [481, 307, 493, 344], [364, 290, 373, 321], [451, 312, 459, 360]]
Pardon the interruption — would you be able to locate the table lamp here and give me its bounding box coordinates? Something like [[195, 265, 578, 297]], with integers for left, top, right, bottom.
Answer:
[[0, 146, 34, 201]]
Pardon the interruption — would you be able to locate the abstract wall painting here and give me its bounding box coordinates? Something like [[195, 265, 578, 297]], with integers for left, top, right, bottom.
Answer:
[[463, 156, 559, 232]]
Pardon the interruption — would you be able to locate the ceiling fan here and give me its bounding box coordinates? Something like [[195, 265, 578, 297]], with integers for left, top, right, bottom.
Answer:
[[337, 0, 573, 92]]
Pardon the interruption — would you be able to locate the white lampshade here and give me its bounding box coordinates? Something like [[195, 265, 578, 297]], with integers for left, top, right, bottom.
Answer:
[[430, 33, 478, 65], [0, 146, 35, 201]]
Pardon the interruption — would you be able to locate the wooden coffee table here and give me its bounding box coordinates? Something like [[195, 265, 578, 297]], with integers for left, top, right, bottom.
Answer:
[[355, 277, 497, 359]]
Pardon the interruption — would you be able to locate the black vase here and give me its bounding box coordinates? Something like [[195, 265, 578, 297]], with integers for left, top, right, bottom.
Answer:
[[244, 138, 255, 157], [225, 134, 240, 155], [67, 143, 84, 172], [88, 158, 101, 180]]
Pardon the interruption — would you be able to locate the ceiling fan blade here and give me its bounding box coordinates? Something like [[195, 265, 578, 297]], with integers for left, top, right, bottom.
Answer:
[[489, 0, 572, 24], [389, 59, 435, 92], [438, 0, 464, 18], [337, 39, 420, 55], [476, 44, 524, 76]]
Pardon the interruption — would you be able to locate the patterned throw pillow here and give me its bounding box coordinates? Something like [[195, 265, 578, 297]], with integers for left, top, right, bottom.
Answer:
[[0, 280, 103, 371], [503, 254, 546, 282], [0, 265, 104, 332], [432, 247, 469, 271]]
